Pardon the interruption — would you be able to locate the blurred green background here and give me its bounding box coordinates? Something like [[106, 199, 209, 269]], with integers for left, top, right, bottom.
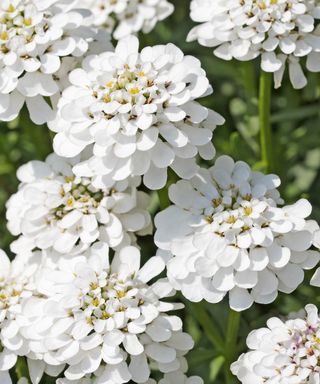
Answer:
[[2, 1, 320, 382]]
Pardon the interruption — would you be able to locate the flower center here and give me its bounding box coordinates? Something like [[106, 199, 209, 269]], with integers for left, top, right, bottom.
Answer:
[[205, 184, 270, 236], [79, 271, 146, 326], [48, 177, 108, 223], [89, 62, 169, 121], [281, 323, 320, 373], [0, 1, 49, 55], [0, 277, 23, 312], [238, 0, 306, 24]]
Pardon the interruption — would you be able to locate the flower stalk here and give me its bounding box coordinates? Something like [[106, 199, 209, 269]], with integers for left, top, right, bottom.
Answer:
[[158, 187, 171, 210], [242, 61, 257, 116], [225, 310, 241, 384], [259, 70, 274, 173]]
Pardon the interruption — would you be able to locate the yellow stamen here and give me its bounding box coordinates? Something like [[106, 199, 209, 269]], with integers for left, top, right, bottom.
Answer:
[[7, 4, 16, 12], [212, 198, 222, 208], [66, 198, 74, 207], [116, 291, 126, 299], [244, 207, 253, 216], [206, 215, 213, 224], [227, 215, 237, 224], [103, 94, 111, 103], [91, 298, 100, 307], [101, 311, 111, 319], [258, 1, 266, 9], [90, 282, 99, 290], [0, 32, 8, 41], [129, 87, 139, 95], [24, 18, 32, 26]]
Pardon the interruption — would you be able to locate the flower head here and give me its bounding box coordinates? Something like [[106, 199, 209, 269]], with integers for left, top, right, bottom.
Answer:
[[56, 370, 203, 384], [0, 249, 41, 379], [0, 0, 110, 124], [187, 0, 320, 89], [231, 304, 320, 383], [49, 35, 224, 190], [6, 153, 152, 255], [76, 0, 174, 39], [155, 155, 320, 311], [33, 244, 195, 383]]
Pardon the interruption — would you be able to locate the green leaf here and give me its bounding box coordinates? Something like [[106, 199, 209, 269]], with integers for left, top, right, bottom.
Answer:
[[210, 356, 226, 382]]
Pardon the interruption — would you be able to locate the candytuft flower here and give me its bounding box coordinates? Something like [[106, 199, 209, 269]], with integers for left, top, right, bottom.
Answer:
[[231, 304, 320, 383], [187, 0, 320, 89], [155, 155, 320, 311], [56, 369, 203, 384], [6, 153, 152, 255], [0, 249, 43, 383], [32, 244, 196, 383], [76, 0, 174, 39], [49, 35, 224, 190], [0, 0, 110, 124]]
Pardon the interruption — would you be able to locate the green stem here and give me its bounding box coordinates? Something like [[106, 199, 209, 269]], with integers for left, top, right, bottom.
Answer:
[[259, 70, 274, 173], [224, 310, 241, 384], [241, 61, 257, 115], [188, 302, 225, 352], [15, 357, 30, 380], [157, 187, 171, 210]]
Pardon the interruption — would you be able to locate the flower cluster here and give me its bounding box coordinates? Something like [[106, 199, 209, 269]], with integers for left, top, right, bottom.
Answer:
[[0, 249, 42, 384], [0, 0, 320, 382], [6, 153, 152, 255], [187, 0, 320, 89], [155, 156, 320, 311], [0, 0, 111, 124], [30, 244, 198, 383], [49, 35, 224, 190], [76, 0, 174, 39], [231, 304, 320, 383]]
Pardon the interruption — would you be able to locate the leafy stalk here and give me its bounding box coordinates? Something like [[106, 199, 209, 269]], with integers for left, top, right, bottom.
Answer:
[[259, 70, 274, 173], [224, 310, 241, 384]]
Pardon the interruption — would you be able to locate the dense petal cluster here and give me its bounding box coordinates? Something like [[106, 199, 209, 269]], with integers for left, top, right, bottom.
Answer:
[[0, 249, 41, 384], [57, 371, 203, 384], [0, 0, 110, 124], [49, 35, 224, 190], [187, 0, 320, 89], [231, 304, 320, 383], [155, 156, 320, 311], [76, 0, 174, 39], [30, 244, 196, 383], [6, 153, 152, 255]]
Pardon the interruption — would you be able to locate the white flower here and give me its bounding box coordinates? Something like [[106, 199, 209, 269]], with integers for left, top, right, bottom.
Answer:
[[150, 371, 203, 384], [187, 0, 320, 89], [56, 370, 203, 384], [31, 244, 195, 383], [310, 229, 320, 286], [76, 0, 174, 39], [155, 155, 320, 311], [0, 0, 110, 124], [0, 249, 42, 380], [231, 304, 320, 384], [49, 35, 224, 190], [6, 153, 152, 256]]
